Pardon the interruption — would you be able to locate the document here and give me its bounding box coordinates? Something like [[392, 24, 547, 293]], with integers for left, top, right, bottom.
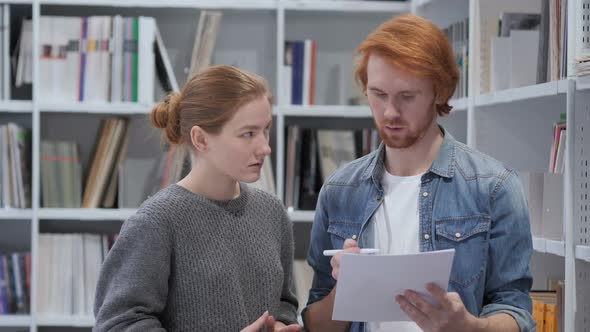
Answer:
[[332, 249, 456, 322]]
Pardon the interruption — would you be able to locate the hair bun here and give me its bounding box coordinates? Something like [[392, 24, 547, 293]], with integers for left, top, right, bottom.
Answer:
[[150, 92, 183, 144]]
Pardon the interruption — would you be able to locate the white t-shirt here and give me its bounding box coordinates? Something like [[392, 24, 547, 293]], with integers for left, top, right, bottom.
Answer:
[[366, 170, 423, 332]]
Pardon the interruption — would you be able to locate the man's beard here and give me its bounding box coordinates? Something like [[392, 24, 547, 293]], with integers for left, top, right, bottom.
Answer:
[[376, 111, 436, 149]]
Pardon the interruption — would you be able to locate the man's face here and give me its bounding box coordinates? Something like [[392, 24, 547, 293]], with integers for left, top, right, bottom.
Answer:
[[366, 53, 438, 149]]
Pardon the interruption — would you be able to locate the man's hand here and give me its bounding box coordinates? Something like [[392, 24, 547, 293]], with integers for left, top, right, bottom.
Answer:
[[273, 321, 302, 332], [330, 239, 360, 280], [240, 311, 301, 332], [395, 283, 486, 332]]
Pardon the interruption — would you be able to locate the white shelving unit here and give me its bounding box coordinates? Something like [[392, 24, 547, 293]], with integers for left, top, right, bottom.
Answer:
[[0, 101, 34, 113], [281, 0, 409, 12], [475, 79, 569, 107], [0, 0, 587, 331], [576, 245, 590, 263], [0, 315, 32, 327], [37, 208, 135, 221], [38, 0, 277, 9], [35, 315, 94, 327], [275, 105, 372, 118], [288, 209, 315, 223], [39, 102, 153, 115], [0, 209, 33, 220]]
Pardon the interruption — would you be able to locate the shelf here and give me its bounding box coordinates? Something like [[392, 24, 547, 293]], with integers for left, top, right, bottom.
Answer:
[[36, 315, 95, 327], [276, 105, 372, 118], [449, 97, 467, 111], [0, 100, 34, 113], [475, 80, 568, 107], [288, 210, 315, 222], [576, 245, 590, 263], [0, 209, 33, 220], [282, 0, 410, 12], [577, 76, 590, 91], [532, 237, 565, 257], [532, 236, 546, 252], [414, 0, 429, 6], [40, 102, 153, 114], [0, 315, 31, 327], [39, 0, 276, 9], [38, 208, 136, 220], [3, 0, 33, 4]]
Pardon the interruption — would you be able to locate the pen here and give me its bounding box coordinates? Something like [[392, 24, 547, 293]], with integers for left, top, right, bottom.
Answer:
[[323, 248, 380, 256]]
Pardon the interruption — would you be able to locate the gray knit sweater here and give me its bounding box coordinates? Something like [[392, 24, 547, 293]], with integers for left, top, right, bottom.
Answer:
[[93, 183, 298, 331]]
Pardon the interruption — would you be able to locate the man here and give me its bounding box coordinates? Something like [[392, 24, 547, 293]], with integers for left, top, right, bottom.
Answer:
[[302, 14, 534, 332]]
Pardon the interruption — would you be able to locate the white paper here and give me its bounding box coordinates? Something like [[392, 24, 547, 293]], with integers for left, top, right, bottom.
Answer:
[[332, 249, 456, 322]]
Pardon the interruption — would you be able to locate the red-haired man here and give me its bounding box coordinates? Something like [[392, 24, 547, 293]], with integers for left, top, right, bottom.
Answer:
[[303, 14, 534, 332]]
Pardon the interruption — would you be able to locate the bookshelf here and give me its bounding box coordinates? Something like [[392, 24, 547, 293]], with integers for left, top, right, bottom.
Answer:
[[0, 0, 587, 331], [0, 209, 33, 220], [37, 208, 134, 221], [475, 79, 569, 107], [39, 102, 153, 114], [281, 0, 409, 12], [0, 315, 31, 327], [0, 101, 33, 113], [35, 315, 93, 327]]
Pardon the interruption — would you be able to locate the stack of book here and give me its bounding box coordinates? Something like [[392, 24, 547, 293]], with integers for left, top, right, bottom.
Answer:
[[37, 233, 116, 316], [282, 40, 317, 106], [0, 123, 30, 209], [41, 141, 82, 208], [531, 280, 564, 332], [17, 16, 156, 104], [284, 127, 380, 210], [549, 113, 566, 174], [443, 18, 469, 99], [82, 118, 129, 209], [0, 252, 31, 315]]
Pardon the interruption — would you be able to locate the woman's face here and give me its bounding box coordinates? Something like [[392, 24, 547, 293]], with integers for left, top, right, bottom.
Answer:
[[201, 96, 272, 183]]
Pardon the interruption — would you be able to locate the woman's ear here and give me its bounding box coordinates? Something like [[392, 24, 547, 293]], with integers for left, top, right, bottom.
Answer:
[[190, 125, 208, 153]]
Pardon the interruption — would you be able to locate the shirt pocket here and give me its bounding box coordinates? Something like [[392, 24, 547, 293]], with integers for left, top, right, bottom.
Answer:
[[434, 216, 491, 288], [327, 221, 361, 250]]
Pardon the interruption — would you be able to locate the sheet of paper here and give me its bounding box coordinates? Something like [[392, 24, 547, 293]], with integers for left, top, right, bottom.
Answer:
[[332, 249, 456, 322]]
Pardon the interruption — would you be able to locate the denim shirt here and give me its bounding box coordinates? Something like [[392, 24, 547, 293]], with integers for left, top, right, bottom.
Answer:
[[303, 128, 535, 332]]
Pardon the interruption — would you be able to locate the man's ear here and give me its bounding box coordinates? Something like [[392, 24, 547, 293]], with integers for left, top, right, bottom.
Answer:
[[190, 125, 208, 153], [434, 90, 445, 105]]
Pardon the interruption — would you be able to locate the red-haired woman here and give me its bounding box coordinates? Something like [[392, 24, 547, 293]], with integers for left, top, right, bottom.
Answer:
[[94, 65, 300, 332]]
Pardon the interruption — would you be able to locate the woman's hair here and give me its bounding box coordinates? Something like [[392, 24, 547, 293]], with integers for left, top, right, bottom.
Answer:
[[151, 65, 272, 145], [354, 14, 459, 116]]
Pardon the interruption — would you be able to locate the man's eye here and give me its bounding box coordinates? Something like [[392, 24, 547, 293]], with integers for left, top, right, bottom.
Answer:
[[242, 132, 254, 138]]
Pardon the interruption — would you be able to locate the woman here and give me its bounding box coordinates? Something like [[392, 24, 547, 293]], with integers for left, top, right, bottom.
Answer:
[[94, 65, 300, 332]]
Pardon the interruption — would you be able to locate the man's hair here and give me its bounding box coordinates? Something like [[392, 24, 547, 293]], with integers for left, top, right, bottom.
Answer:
[[354, 14, 459, 116]]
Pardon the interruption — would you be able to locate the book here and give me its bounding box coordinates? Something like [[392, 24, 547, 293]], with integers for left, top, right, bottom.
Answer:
[[498, 12, 540, 37]]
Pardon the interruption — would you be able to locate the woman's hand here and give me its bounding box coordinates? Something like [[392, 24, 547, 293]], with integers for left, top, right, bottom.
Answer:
[[241, 311, 301, 332]]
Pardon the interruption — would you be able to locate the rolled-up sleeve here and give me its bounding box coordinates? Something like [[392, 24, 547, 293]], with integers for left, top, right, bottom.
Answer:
[[481, 170, 535, 332], [302, 185, 337, 320]]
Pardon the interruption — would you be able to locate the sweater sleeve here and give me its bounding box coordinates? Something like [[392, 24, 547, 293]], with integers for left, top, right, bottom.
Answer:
[[93, 212, 171, 332], [272, 209, 299, 326]]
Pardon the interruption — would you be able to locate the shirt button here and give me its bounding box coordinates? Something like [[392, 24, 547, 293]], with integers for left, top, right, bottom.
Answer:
[[423, 234, 430, 240], [352, 235, 358, 240], [422, 192, 429, 197], [455, 232, 462, 238]]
